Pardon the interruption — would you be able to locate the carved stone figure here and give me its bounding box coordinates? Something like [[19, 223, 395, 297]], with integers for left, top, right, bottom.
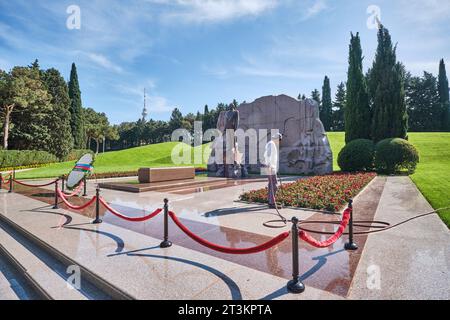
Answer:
[[207, 109, 247, 178], [208, 95, 333, 177]]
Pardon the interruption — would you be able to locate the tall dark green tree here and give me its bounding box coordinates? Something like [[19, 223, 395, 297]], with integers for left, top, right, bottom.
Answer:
[[42, 68, 74, 159], [438, 59, 450, 131], [321, 76, 333, 131], [8, 63, 52, 151], [68, 63, 86, 148], [345, 32, 371, 143], [332, 82, 346, 131], [169, 108, 184, 132], [311, 89, 321, 105], [405, 72, 441, 131], [368, 25, 408, 142]]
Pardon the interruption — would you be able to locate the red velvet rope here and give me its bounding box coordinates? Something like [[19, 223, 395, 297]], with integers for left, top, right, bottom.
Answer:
[[1, 174, 12, 183], [62, 181, 84, 197], [14, 179, 58, 187], [168, 211, 290, 254], [299, 207, 352, 248], [99, 198, 163, 222], [57, 189, 97, 210]]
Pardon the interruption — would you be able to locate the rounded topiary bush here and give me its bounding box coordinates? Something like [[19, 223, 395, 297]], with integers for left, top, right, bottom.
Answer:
[[338, 139, 375, 172], [374, 138, 419, 174]]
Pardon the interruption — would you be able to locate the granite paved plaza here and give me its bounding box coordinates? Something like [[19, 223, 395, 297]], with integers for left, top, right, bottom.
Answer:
[[0, 175, 449, 300]]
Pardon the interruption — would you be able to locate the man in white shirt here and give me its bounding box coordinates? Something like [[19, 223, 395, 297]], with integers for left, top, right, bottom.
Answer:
[[264, 133, 282, 208]]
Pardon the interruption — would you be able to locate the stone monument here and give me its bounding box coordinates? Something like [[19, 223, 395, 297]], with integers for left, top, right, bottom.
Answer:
[[207, 109, 247, 178], [207, 95, 333, 176]]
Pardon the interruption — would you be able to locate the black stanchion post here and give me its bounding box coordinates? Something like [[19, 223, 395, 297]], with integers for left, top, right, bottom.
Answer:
[[287, 217, 305, 294], [160, 198, 172, 248], [53, 180, 59, 209], [8, 173, 13, 193], [92, 187, 102, 224], [61, 177, 65, 193], [344, 199, 358, 251], [83, 176, 87, 196]]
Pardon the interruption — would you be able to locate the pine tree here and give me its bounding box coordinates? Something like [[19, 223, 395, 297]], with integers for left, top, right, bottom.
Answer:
[[332, 82, 346, 131], [368, 25, 408, 142], [169, 108, 183, 132], [5, 63, 51, 150], [321, 76, 333, 131], [68, 63, 86, 148], [311, 89, 321, 105], [406, 72, 441, 131], [42, 68, 74, 159], [345, 32, 371, 143], [438, 59, 450, 131]]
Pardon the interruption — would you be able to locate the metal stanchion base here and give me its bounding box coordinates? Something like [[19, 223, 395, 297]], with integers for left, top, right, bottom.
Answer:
[[344, 242, 358, 251], [92, 218, 103, 224], [160, 240, 172, 248], [53, 205, 59, 209], [287, 278, 305, 294]]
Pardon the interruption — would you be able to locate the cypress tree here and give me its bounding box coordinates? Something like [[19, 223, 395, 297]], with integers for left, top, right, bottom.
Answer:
[[68, 63, 86, 148], [438, 59, 450, 131], [321, 76, 333, 131], [42, 68, 74, 159], [332, 82, 346, 131], [368, 25, 408, 142], [345, 32, 371, 143]]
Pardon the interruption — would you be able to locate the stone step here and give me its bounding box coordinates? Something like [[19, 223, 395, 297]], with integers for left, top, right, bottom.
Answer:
[[0, 225, 88, 300], [0, 213, 132, 300], [0, 249, 43, 300]]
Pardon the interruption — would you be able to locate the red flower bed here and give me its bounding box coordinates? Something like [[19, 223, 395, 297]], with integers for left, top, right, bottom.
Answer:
[[240, 172, 376, 212]]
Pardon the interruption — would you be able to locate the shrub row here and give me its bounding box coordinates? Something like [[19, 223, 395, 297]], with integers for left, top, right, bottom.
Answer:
[[338, 138, 419, 174], [0, 150, 58, 169]]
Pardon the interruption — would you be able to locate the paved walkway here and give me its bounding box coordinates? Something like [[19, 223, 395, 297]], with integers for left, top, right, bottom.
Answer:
[[0, 175, 448, 299]]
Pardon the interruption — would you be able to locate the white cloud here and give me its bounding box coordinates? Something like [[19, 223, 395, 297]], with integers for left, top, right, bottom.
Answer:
[[301, 0, 328, 21], [398, 0, 450, 25], [159, 0, 279, 23], [235, 65, 324, 79], [85, 53, 124, 73], [115, 81, 174, 114], [404, 60, 441, 75]]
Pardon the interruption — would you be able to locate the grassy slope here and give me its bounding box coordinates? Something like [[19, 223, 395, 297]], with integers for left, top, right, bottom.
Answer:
[[16, 133, 449, 226], [16, 142, 210, 179], [327, 132, 450, 227]]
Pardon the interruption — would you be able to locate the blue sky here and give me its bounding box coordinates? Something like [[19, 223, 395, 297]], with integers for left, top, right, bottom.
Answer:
[[0, 0, 449, 124]]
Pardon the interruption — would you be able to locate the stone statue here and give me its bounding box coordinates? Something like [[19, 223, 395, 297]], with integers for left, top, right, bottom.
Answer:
[[208, 95, 333, 177], [207, 109, 247, 178]]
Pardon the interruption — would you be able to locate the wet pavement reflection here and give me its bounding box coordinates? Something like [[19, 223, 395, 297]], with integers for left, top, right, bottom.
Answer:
[[5, 177, 385, 297]]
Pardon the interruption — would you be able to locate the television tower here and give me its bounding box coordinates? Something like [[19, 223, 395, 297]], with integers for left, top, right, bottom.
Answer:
[[142, 88, 148, 122]]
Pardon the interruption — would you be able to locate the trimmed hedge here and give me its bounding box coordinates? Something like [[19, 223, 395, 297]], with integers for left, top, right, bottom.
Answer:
[[374, 138, 419, 174], [0, 150, 58, 169], [338, 139, 375, 172], [64, 149, 94, 162]]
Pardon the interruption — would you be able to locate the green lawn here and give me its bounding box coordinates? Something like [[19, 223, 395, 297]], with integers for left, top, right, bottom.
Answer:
[[327, 132, 450, 227], [16, 132, 450, 227], [16, 142, 210, 180]]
